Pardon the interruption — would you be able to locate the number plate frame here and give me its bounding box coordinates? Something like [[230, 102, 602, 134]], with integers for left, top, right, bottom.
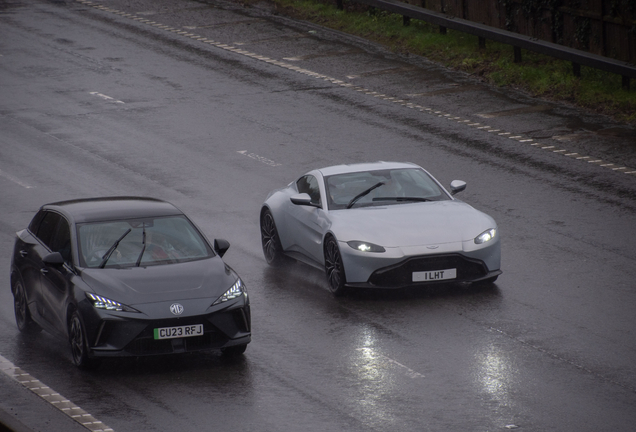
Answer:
[[153, 324, 204, 340], [412, 268, 457, 282]]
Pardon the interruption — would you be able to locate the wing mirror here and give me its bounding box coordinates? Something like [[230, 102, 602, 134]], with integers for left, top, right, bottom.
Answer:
[[290, 193, 318, 207], [450, 180, 467, 195], [42, 252, 65, 266], [214, 239, 230, 257]]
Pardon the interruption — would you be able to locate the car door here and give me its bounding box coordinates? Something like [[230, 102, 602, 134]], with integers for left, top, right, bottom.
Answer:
[[286, 175, 330, 265], [13, 210, 49, 323], [38, 213, 74, 336]]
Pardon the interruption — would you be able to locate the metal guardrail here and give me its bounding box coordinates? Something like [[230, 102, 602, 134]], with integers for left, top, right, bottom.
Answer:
[[337, 0, 636, 90]]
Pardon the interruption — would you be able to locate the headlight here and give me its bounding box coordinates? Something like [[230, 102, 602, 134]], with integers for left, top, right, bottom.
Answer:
[[86, 293, 138, 312], [474, 228, 496, 244], [213, 279, 246, 305], [347, 241, 385, 253]]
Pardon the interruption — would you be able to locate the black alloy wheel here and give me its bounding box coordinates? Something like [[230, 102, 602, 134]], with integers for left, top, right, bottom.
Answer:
[[324, 236, 346, 296], [13, 280, 41, 333], [260, 209, 286, 266], [69, 311, 97, 369]]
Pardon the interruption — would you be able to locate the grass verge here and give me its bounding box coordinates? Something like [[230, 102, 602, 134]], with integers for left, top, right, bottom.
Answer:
[[240, 0, 636, 125]]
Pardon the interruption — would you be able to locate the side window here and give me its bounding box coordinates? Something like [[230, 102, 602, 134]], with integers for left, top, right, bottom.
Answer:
[[35, 212, 62, 249], [296, 175, 321, 207], [50, 218, 72, 262], [28, 210, 46, 235]]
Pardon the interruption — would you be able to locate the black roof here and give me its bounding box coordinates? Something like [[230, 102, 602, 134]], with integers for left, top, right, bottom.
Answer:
[[43, 197, 183, 223]]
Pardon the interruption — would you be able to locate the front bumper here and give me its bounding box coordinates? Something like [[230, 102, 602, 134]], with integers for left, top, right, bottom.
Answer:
[[79, 298, 251, 358], [339, 238, 501, 288], [348, 254, 501, 288]]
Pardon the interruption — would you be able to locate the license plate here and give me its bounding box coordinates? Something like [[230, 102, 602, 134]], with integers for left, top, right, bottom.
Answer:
[[412, 268, 457, 282], [153, 324, 204, 340]]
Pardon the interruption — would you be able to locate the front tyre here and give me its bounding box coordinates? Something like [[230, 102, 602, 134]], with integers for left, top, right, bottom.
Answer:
[[260, 209, 286, 266], [324, 236, 347, 296], [13, 280, 41, 333], [69, 311, 98, 369]]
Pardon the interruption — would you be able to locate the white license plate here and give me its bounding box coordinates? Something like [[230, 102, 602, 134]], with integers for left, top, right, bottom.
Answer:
[[154, 324, 204, 340], [412, 268, 457, 282]]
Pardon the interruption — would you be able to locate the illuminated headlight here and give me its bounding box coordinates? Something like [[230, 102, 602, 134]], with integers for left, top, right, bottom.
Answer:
[[347, 241, 385, 253], [86, 293, 138, 312], [475, 228, 496, 244], [213, 279, 246, 305]]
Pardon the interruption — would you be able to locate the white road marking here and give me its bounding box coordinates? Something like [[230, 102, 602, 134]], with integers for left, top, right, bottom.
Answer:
[[0, 169, 34, 188], [356, 347, 424, 379], [0, 354, 114, 431], [89, 92, 124, 104], [74, 0, 635, 177], [237, 150, 282, 167]]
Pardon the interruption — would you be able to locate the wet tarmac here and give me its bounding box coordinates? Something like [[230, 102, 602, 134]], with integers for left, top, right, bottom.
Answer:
[[1, 0, 635, 431]]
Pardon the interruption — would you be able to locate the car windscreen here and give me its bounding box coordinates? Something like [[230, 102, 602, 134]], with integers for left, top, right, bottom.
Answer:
[[325, 168, 450, 210], [77, 215, 213, 268]]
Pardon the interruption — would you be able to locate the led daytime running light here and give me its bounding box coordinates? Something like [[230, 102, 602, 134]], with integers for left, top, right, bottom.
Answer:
[[87, 292, 126, 311], [213, 279, 245, 305]]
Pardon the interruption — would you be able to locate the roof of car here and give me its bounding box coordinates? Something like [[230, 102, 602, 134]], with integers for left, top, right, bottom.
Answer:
[[316, 161, 420, 177], [43, 197, 183, 223]]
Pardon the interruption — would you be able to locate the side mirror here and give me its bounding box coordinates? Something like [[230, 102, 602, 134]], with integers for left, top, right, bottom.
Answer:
[[290, 193, 314, 206], [450, 180, 467, 195], [42, 252, 65, 266], [214, 239, 230, 257]]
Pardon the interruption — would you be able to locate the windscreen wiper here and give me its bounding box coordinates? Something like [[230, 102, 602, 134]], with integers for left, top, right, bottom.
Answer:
[[372, 197, 431, 202], [135, 224, 147, 267], [347, 182, 385, 209], [99, 229, 132, 268]]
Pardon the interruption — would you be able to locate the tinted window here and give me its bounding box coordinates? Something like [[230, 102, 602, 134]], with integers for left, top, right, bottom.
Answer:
[[28, 210, 46, 234], [35, 212, 63, 249], [50, 219, 72, 262], [297, 175, 321, 207]]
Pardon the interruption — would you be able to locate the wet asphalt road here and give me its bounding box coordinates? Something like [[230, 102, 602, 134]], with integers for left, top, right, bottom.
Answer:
[[1, 0, 636, 431]]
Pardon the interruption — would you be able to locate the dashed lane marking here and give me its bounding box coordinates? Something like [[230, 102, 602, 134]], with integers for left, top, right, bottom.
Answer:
[[89, 92, 124, 104], [237, 150, 282, 167], [74, 0, 635, 177], [356, 348, 425, 379], [0, 354, 114, 431], [0, 169, 34, 189]]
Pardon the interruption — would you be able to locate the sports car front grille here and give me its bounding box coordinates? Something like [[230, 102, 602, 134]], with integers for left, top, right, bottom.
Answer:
[[368, 254, 488, 288]]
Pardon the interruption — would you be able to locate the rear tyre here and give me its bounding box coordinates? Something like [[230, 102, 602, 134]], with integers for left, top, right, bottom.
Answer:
[[13, 280, 41, 334], [260, 209, 286, 266], [69, 311, 98, 369], [324, 236, 347, 296]]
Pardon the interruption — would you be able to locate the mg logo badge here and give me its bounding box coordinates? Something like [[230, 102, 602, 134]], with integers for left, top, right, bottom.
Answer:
[[170, 303, 184, 315]]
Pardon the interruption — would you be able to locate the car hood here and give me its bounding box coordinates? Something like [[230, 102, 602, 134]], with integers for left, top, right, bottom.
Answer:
[[80, 257, 236, 306], [330, 201, 496, 247]]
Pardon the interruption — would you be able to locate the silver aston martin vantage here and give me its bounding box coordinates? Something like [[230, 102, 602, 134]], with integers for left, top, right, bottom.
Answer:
[[260, 162, 501, 295]]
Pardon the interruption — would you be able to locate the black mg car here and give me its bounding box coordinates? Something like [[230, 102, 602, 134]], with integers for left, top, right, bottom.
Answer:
[[10, 197, 251, 368]]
